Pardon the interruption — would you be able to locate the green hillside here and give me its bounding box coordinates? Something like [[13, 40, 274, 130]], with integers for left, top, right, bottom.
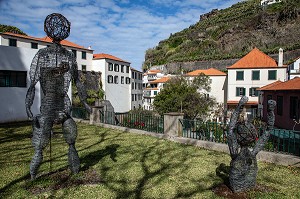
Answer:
[[0, 24, 27, 35], [143, 0, 300, 69]]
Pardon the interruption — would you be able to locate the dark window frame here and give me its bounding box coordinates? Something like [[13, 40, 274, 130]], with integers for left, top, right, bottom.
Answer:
[[9, 38, 17, 47], [0, 70, 27, 87], [236, 71, 244, 81], [277, 96, 283, 116], [290, 96, 299, 119], [81, 51, 86, 59], [107, 75, 113, 83], [249, 87, 259, 97], [31, 42, 38, 49], [268, 70, 277, 80], [82, 65, 86, 71], [114, 64, 119, 72], [252, 70, 260, 80], [108, 63, 113, 71], [236, 87, 246, 96]]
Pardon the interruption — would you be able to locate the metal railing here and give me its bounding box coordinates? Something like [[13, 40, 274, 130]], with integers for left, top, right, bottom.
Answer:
[[71, 107, 90, 120], [100, 111, 164, 134], [179, 119, 300, 156]]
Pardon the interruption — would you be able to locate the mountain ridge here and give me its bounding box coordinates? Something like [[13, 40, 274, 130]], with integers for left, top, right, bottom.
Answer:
[[143, 0, 300, 72]]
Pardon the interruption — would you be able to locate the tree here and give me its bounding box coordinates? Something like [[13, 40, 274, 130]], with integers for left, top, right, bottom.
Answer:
[[153, 74, 216, 119], [0, 24, 27, 35]]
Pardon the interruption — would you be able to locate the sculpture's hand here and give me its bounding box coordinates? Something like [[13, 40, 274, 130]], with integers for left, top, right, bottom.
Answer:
[[84, 102, 92, 114], [26, 106, 33, 120], [237, 96, 248, 108]]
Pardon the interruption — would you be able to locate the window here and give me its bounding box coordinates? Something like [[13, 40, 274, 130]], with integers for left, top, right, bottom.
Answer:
[[268, 70, 277, 80], [249, 87, 259, 96], [132, 72, 134, 79], [72, 50, 77, 58], [132, 94, 134, 101], [108, 63, 113, 71], [236, 71, 244, 80], [267, 95, 272, 101], [114, 64, 119, 72], [236, 87, 245, 96], [0, 70, 26, 87], [126, 77, 130, 84], [154, 91, 157, 95], [107, 75, 113, 83], [135, 83, 137, 89], [114, 76, 119, 84], [132, 82, 134, 89], [126, 66, 130, 73], [82, 51, 86, 59], [252, 70, 260, 80], [121, 65, 124, 73], [277, 96, 283, 116], [290, 96, 299, 119], [82, 65, 86, 71], [31, 42, 38, 49], [9, 38, 17, 47], [121, 76, 124, 84]]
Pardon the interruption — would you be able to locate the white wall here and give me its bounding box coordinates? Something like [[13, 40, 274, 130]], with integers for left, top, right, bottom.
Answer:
[[0, 46, 40, 123], [227, 68, 287, 102], [92, 59, 131, 113], [210, 76, 226, 104]]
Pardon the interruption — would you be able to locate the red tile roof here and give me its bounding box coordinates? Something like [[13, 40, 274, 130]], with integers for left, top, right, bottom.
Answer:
[[257, 80, 282, 91], [227, 100, 258, 105], [185, 68, 226, 76], [227, 47, 279, 69], [145, 87, 159, 90], [147, 70, 161, 74], [1, 32, 91, 50], [258, 77, 300, 91], [149, 77, 170, 83], [93, 53, 129, 63]]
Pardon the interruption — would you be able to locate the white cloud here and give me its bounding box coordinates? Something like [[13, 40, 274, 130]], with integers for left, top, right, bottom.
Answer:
[[0, 0, 244, 69]]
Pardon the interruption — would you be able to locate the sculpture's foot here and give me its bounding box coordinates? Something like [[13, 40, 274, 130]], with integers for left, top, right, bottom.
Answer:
[[68, 144, 80, 174]]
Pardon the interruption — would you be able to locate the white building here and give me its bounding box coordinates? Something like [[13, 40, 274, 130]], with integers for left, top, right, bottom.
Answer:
[[0, 32, 93, 123], [143, 76, 170, 110], [226, 47, 287, 119], [184, 68, 227, 105], [288, 56, 300, 80], [92, 53, 131, 113], [261, 0, 282, 6], [142, 69, 168, 110], [131, 68, 143, 110]]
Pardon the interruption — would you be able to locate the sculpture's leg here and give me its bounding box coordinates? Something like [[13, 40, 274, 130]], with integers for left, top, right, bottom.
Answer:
[[30, 115, 52, 179], [62, 117, 80, 174], [229, 148, 258, 192]]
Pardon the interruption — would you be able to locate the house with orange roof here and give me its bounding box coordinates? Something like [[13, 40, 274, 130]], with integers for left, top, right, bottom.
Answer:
[[185, 68, 227, 107], [0, 32, 94, 71], [0, 32, 93, 123], [258, 77, 300, 130], [143, 76, 171, 110], [92, 53, 134, 113], [226, 47, 287, 120]]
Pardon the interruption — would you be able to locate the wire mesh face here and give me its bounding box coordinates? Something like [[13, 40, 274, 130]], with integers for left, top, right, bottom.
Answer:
[[44, 13, 70, 42], [236, 121, 258, 146]]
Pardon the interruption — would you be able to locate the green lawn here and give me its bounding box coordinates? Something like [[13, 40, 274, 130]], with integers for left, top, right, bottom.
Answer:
[[0, 122, 300, 199]]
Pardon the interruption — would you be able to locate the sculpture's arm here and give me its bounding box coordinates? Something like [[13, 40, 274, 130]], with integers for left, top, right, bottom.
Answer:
[[25, 53, 40, 119], [71, 59, 91, 114], [227, 96, 248, 157], [253, 100, 276, 155]]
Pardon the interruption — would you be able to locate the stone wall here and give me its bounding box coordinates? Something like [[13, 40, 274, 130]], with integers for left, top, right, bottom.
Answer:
[[164, 49, 300, 74]]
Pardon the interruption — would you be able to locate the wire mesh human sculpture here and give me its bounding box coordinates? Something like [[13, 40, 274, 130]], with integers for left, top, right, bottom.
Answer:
[[227, 96, 276, 192], [25, 13, 91, 179]]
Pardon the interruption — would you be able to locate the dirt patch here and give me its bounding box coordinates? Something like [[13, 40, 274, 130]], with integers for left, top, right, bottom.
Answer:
[[212, 183, 277, 199], [26, 168, 103, 194]]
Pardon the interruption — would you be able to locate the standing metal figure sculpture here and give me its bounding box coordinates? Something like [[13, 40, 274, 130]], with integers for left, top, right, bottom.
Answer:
[[227, 96, 276, 192], [25, 13, 91, 179]]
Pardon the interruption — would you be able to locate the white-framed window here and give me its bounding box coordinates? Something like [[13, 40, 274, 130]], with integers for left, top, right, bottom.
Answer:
[[114, 64, 119, 72], [108, 63, 113, 71], [108, 75, 113, 83], [236, 87, 246, 96], [114, 76, 119, 84], [126, 77, 131, 84]]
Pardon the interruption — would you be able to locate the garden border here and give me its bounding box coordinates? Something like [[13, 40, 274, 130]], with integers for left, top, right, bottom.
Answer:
[[75, 118, 300, 167]]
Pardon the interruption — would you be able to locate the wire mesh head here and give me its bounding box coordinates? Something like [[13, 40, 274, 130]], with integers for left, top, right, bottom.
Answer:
[[44, 13, 71, 42], [236, 121, 258, 146]]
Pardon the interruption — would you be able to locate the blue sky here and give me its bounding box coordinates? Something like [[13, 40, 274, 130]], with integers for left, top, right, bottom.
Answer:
[[0, 0, 242, 70]]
